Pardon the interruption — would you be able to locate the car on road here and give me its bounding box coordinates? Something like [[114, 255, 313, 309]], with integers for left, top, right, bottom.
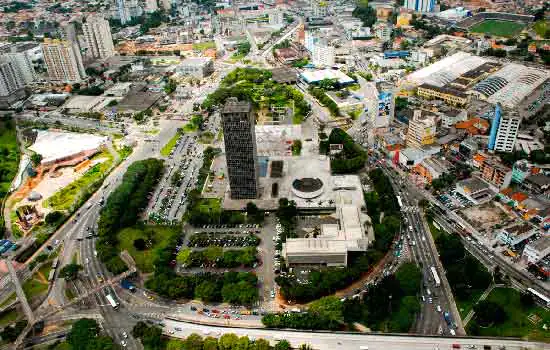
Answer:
[[122, 332, 127, 338], [120, 341, 127, 347]]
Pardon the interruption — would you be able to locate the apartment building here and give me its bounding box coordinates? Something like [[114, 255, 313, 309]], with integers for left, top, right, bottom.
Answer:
[[406, 110, 436, 148], [0, 56, 27, 107], [488, 104, 521, 153], [480, 156, 512, 189], [83, 15, 116, 59], [176, 58, 214, 79], [221, 98, 259, 200], [42, 39, 86, 83], [311, 40, 335, 67]]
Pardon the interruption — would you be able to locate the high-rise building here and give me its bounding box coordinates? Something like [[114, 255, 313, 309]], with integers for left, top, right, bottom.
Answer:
[[114, 0, 142, 25], [404, 0, 435, 12], [42, 39, 86, 83], [145, 0, 158, 12], [488, 104, 521, 153], [311, 40, 335, 67], [221, 98, 259, 199], [0, 56, 27, 107], [2, 52, 36, 85], [310, 0, 328, 17], [64, 22, 79, 45], [83, 15, 116, 59], [407, 110, 436, 148]]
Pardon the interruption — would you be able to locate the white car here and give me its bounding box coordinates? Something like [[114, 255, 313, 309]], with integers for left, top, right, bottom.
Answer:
[[121, 341, 127, 347]]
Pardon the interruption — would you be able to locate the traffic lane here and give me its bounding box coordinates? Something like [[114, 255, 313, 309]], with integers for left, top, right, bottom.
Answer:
[[162, 319, 544, 350]]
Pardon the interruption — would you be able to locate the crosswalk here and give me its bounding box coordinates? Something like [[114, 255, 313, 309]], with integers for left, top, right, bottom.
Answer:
[[401, 206, 418, 213]]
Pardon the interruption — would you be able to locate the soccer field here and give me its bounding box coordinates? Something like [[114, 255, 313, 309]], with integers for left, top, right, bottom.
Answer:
[[470, 19, 525, 37]]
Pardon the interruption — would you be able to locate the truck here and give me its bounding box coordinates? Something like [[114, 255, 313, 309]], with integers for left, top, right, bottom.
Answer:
[[444, 311, 452, 326], [120, 280, 136, 292]]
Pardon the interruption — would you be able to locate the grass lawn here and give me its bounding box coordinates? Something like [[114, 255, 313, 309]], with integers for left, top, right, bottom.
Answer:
[[427, 219, 444, 241], [470, 20, 525, 37], [117, 225, 180, 273], [192, 42, 216, 51], [533, 20, 549, 37], [467, 287, 550, 341], [160, 131, 182, 156], [0, 310, 18, 327], [457, 288, 485, 319], [196, 198, 222, 216], [198, 132, 215, 144], [183, 123, 199, 133], [38, 260, 53, 279], [44, 150, 114, 211], [22, 275, 48, 300], [230, 52, 247, 62]]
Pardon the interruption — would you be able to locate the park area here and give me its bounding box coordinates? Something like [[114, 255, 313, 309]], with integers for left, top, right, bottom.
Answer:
[[470, 20, 525, 37], [467, 287, 550, 341], [117, 225, 181, 273]]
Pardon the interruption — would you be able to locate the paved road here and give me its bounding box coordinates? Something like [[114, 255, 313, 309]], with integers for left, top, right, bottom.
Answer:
[[382, 166, 464, 336], [163, 318, 547, 350]]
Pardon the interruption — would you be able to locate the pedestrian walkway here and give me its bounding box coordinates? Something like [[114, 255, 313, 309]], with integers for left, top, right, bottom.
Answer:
[[463, 283, 498, 326], [6, 259, 34, 324]]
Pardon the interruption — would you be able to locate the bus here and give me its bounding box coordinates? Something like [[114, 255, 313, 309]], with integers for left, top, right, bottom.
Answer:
[[527, 288, 550, 307], [396, 195, 403, 208], [105, 294, 119, 309], [431, 266, 441, 287], [51, 258, 59, 269]]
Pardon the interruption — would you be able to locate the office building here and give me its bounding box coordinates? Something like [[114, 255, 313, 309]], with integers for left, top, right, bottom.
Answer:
[[407, 110, 436, 148], [83, 15, 116, 59], [42, 39, 86, 83], [221, 98, 259, 199], [311, 40, 335, 67], [176, 58, 214, 79], [522, 236, 550, 264], [145, 0, 158, 12], [0, 56, 27, 107], [404, 0, 435, 12], [488, 104, 521, 153]]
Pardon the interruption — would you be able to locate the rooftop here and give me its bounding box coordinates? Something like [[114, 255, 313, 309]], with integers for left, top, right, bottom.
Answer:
[[526, 173, 550, 187], [223, 98, 251, 114], [299, 69, 355, 85], [527, 236, 550, 253], [503, 222, 535, 236], [457, 176, 491, 193]]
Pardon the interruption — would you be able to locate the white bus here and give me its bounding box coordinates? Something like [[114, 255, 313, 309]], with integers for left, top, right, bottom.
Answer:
[[106, 294, 119, 309], [430, 266, 441, 287], [527, 288, 550, 307], [396, 195, 403, 208]]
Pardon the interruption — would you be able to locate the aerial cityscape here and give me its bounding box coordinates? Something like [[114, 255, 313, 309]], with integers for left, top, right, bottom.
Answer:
[[0, 0, 548, 349]]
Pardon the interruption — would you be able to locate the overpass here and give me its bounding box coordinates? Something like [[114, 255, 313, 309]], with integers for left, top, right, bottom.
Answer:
[[6, 260, 34, 324]]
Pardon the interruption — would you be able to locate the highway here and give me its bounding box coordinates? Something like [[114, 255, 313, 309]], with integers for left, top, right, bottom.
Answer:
[[163, 318, 547, 350], [382, 166, 464, 336]]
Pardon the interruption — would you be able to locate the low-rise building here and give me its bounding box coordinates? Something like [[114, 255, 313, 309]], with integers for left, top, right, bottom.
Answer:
[[480, 156, 512, 189], [497, 222, 538, 246], [455, 177, 495, 205], [522, 236, 550, 264], [407, 110, 437, 148], [417, 83, 469, 107], [412, 157, 453, 183], [523, 174, 550, 197], [176, 57, 214, 79]]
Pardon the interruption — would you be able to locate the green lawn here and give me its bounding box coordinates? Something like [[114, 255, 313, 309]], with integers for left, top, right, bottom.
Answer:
[[0, 310, 18, 327], [427, 219, 444, 241], [470, 20, 525, 37], [44, 150, 114, 211], [160, 131, 181, 156], [22, 277, 48, 300], [467, 287, 550, 341], [192, 41, 216, 51], [198, 132, 215, 144], [533, 20, 549, 37], [0, 293, 16, 308], [457, 288, 485, 319], [117, 226, 180, 273]]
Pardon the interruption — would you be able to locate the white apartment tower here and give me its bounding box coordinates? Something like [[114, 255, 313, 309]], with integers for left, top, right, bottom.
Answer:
[[407, 110, 436, 148], [42, 39, 87, 83], [312, 40, 335, 67], [83, 15, 116, 59], [2, 52, 36, 85]]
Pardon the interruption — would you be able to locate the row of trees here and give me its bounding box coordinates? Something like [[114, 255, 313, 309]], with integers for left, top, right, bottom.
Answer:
[[97, 159, 164, 273], [435, 232, 491, 300], [343, 263, 422, 332], [323, 128, 367, 174], [146, 271, 258, 305], [50, 318, 116, 350], [133, 323, 297, 350], [176, 246, 257, 268], [263, 296, 343, 330], [308, 86, 340, 117]]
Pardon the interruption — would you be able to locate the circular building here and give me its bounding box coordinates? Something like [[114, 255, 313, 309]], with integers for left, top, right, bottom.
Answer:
[[291, 178, 324, 199]]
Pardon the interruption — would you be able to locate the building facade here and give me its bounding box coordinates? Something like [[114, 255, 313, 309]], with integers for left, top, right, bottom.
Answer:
[[488, 104, 521, 153], [222, 98, 259, 199], [0, 56, 26, 107], [42, 39, 86, 83], [404, 0, 435, 12], [83, 15, 116, 59], [145, 0, 159, 12], [406, 110, 436, 148], [311, 41, 335, 67], [177, 58, 214, 79], [2, 52, 36, 85]]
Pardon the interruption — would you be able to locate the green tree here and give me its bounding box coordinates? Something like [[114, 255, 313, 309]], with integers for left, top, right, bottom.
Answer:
[[183, 333, 203, 350], [67, 319, 100, 350], [195, 280, 220, 302], [474, 300, 507, 326], [166, 339, 185, 350], [395, 263, 422, 296], [45, 211, 64, 225], [218, 333, 239, 350], [252, 339, 270, 350], [274, 340, 291, 350], [203, 337, 219, 350], [203, 246, 223, 263], [309, 296, 343, 324], [176, 248, 192, 265], [31, 152, 42, 166], [59, 263, 82, 281]]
